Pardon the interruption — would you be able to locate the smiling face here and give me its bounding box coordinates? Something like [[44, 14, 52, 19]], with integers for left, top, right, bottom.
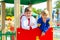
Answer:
[[42, 13, 47, 19], [25, 7, 32, 18], [41, 11, 48, 20]]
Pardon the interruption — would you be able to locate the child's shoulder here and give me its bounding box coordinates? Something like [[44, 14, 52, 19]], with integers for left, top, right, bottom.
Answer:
[[46, 18, 50, 22], [37, 17, 42, 22], [31, 16, 36, 21], [47, 18, 50, 20], [21, 15, 26, 20], [38, 17, 42, 20]]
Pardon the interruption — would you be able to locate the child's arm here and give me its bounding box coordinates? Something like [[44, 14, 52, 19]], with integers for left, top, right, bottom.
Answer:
[[30, 17, 37, 28], [21, 16, 30, 30], [37, 18, 41, 27], [41, 20, 50, 36], [43, 18, 50, 33]]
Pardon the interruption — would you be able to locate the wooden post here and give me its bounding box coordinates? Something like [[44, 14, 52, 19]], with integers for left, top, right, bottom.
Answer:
[[47, 0, 52, 27], [14, 0, 20, 28], [1, 2, 6, 40], [14, 0, 20, 40]]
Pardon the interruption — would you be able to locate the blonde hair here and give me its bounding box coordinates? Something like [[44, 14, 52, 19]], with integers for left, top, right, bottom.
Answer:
[[41, 10, 49, 17]]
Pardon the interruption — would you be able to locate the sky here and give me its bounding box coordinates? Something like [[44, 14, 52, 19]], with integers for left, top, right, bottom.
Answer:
[[32, 0, 57, 10], [0, 0, 57, 10]]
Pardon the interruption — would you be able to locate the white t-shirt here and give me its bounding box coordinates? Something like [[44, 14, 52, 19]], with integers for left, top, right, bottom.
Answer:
[[21, 16, 37, 30]]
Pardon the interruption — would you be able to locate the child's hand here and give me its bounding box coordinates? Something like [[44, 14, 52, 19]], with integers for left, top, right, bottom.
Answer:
[[37, 24, 41, 27], [41, 32, 45, 36]]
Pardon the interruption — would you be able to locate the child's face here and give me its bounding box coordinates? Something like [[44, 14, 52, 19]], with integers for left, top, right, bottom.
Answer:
[[41, 13, 47, 19], [25, 9, 32, 18]]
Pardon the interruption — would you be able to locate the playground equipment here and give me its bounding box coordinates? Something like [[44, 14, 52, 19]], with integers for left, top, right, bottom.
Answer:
[[0, 31, 15, 40], [6, 31, 15, 40], [16, 27, 53, 40], [0, 27, 53, 40], [0, 0, 53, 40]]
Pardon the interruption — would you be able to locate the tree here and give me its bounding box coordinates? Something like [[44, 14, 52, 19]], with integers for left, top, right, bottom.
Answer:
[[6, 7, 14, 16], [37, 9, 42, 14], [32, 8, 42, 15], [55, 0, 60, 9], [6, 6, 22, 17], [32, 8, 37, 13]]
